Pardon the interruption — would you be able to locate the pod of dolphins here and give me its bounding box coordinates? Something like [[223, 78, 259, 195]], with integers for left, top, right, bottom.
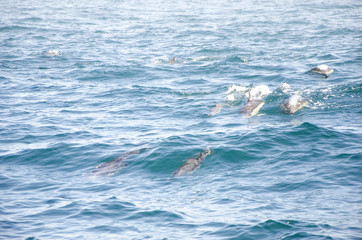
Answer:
[[215, 64, 334, 118], [90, 147, 212, 177], [90, 64, 333, 177]]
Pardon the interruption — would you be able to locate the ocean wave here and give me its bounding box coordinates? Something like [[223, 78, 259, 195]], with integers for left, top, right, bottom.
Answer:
[[207, 220, 334, 240]]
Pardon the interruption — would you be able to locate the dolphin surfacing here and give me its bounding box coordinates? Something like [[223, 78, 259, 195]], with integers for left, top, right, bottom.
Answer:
[[173, 148, 212, 177], [240, 90, 265, 118], [311, 64, 334, 77], [281, 95, 308, 115], [91, 148, 148, 176]]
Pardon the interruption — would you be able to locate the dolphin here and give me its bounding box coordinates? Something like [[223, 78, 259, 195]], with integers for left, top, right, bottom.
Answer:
[[210, 103, 225, 116], [91, 148, 148, 176], [170, 57, 175, 64], [281, 95, 308, 115], [311, 64, 334, 77], [173, 148, 212, 177], [239, 90, 265, 118], [45, 49, 61, 56]]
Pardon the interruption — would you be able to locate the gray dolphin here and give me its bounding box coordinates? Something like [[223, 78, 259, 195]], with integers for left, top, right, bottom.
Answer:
[[91, 148, 148, 176], [239, 90, 265, 118], [173, 148, 212, 177], [311, 64, 334, 77], [281, 95, 308, 115], [210, 103, 225, 116]]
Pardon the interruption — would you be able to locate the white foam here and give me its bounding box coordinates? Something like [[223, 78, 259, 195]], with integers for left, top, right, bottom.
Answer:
[[247, 85, 272, 100], [151, 55, 170, 64], [46, 49, 60, 56], [192, 56, 208, 61], [320, 87, 333, 93], [225, 85, 247, 95], [224, 85, 271, 101], [289, 95, 302, 105], [310, 100, 324, 109], [225, 94, 235, 101], [318, 64, 329, 70], [280, 83, 291, 93]]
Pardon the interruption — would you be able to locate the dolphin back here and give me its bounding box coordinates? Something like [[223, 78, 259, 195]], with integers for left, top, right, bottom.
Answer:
[[173, 148, 212, 177], [311, 64, 334, 77], [172, 158, 201, 176], [91, 148, 148, 176], [240, 99, 265, 118]]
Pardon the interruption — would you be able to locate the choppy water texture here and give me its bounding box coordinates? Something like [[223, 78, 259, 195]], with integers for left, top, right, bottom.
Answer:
[[1, 0, 362, 239]]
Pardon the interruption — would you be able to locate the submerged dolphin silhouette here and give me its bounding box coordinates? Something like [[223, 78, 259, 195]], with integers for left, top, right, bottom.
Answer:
[[173, 148, 212, 177], [210, 103, 225, 116], [91, 148, 148, 176]]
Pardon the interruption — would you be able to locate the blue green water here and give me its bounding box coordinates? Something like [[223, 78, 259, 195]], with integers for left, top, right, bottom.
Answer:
[[1, 0, 362, 239]]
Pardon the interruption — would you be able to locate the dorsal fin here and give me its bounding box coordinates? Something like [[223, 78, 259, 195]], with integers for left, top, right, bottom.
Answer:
[[170, 57, 175, 64]]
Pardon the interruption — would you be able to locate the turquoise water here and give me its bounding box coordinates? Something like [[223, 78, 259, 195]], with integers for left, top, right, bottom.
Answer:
[[1, 0, 362, 239]]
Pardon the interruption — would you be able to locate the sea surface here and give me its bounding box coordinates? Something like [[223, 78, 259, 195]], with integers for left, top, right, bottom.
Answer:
[[1, 0, 361, 239]]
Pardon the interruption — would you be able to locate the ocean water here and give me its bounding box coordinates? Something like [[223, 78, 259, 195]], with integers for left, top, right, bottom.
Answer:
[[1, 0, 361, 239]]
